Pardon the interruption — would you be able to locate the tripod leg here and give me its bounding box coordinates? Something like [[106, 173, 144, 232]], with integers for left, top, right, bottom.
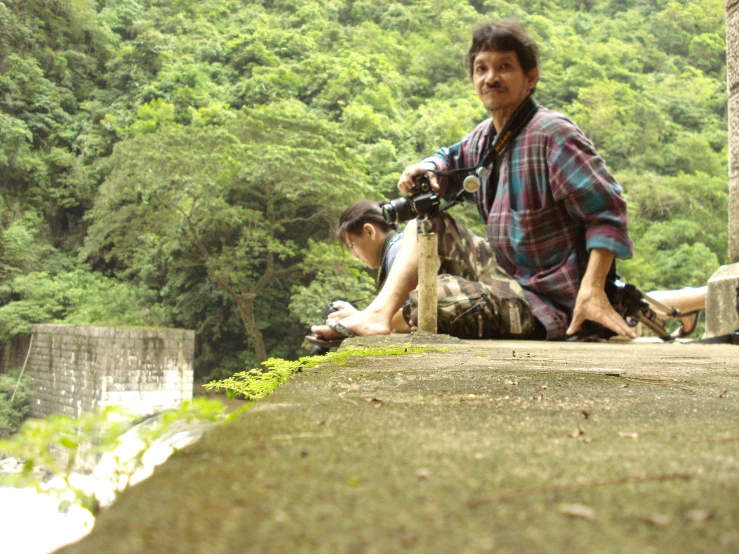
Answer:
[[643, 293, 681, 319], [634, 310, 673, 341]]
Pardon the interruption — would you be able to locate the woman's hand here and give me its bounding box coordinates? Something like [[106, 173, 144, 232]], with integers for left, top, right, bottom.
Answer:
[[326, 301, 359, 321]]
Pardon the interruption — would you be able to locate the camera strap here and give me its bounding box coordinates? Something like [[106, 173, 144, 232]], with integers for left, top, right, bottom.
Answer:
[[476, 95, 539, 220]]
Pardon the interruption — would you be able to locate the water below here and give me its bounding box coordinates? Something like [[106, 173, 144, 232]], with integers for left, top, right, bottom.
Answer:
[[0, 415, 216, 553]]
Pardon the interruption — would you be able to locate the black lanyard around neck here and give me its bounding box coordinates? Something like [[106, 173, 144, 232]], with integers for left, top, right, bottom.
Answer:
[[477, 95, 539, 219]]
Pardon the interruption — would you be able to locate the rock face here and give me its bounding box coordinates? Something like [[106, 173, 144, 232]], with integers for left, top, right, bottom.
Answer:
[[728, 0, 739, 261]]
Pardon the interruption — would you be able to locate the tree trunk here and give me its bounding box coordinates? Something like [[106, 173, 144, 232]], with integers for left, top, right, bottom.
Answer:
[[178, 210, 271, 363], [236, 297, 268, 363]]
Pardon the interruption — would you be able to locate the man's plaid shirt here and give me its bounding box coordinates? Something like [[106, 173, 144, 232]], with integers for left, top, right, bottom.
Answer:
[[426, 106, 633, 339]]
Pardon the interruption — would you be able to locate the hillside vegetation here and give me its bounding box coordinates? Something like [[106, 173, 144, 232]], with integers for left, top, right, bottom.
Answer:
[[0, 0, 728, 376]]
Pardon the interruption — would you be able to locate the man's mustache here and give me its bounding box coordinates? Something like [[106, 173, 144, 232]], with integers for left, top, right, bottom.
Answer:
[[482, 84, 505, 93]]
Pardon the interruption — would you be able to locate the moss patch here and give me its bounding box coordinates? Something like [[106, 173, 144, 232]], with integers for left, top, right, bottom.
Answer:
[[204, 344, 449, 400]]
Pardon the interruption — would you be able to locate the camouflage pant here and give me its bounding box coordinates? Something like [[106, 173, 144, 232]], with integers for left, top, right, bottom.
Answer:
[[403, 213, 543, 340]]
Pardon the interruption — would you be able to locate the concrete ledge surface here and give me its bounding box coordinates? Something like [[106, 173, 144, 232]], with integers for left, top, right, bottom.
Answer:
[[59, 339, 739, 554]]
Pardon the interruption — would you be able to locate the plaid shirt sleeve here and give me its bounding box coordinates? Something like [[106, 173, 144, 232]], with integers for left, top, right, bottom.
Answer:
[[544, 115, 633, 260]]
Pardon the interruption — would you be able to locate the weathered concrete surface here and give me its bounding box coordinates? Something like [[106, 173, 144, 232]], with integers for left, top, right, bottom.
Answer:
[[25, 324, 194, 418], [729, 0, 739, 261], [706, 263, 739, 337], [59, 336, 739, 554]]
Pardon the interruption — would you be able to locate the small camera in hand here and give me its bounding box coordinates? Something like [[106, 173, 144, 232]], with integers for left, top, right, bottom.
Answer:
[[381, 174, 441, 225], [321, 303, 340, 321]]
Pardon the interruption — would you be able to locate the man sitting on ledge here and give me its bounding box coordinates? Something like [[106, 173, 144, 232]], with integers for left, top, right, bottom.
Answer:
[[312, 19, 636, 342]]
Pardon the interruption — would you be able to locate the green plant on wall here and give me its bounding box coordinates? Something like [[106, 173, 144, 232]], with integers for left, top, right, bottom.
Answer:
[[205, 345, 449, 400]]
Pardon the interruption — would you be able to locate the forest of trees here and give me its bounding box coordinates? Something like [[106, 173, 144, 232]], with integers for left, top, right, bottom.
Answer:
[[0, 0, 729, 378]]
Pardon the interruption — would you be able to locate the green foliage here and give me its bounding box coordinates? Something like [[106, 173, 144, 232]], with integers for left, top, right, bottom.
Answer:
[[0, 211, 51, 279], [0, 369, 32, 438], [0, 399, 226, 515], [618, 170, 728, 290], [82, 100, 369, 361], [0, 0, 730, 370], [0, 265, 171, 340], [289, 240, 376, 327], [0, 213, 165, 339], [205, 344, 450, 400]]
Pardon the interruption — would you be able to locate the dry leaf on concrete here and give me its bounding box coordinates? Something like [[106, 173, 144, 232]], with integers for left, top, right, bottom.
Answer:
[[364, 397, 385, 406], [416, 468, 431, 481], [558, 503, 595, 520], [569, 425, 585, 438], [685, 509, 715, 522], [638, 512, 671, 527]]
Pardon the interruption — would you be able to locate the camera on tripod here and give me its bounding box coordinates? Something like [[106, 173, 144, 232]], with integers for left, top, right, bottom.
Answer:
[[381, 174, 441, 225]]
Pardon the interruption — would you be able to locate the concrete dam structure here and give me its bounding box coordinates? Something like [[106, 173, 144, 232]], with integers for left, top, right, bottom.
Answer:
[[9, 324, 194, 418]]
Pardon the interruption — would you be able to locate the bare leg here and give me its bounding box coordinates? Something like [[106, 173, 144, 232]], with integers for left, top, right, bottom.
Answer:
[[646, 286, 707, 315], [390, 309, 411, 333], [646, 286, 707, 335], [312, 220, 420, 339]]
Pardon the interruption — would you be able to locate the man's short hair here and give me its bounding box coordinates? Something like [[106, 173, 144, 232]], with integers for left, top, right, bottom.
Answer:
[[335, 200, 397, 243], [467, 19, 540, 78]]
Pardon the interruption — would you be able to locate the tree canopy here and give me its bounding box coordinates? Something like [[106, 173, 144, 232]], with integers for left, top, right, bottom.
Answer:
[[0, 0, 729, 373]]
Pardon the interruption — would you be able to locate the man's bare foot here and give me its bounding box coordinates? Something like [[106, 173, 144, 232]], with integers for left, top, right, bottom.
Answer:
[[311, 309, 392, 340]]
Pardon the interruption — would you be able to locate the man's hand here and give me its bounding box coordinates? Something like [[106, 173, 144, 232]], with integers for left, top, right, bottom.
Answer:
[[397, 162, 438, 195], [566, 283, 637, 338], [566, 247, 637, 339]]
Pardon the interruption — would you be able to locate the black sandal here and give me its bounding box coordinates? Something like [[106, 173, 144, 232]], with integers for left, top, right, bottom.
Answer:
[[304, 335, 344, 350], [326, 320, 356, 338], [672, 309, 702, 338], [303, 320, 356, 352]]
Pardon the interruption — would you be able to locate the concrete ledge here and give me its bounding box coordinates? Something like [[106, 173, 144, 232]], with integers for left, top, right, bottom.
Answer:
[[731, 175, 739, 261], [729, 0, 738, 262], [59, 340, 739, 554], [731, 95, 739, 176], [705, 262, 739, 337], [730, 5, 738, 94]]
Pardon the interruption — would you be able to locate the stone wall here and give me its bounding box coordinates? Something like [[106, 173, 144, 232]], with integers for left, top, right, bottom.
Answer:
[[19, 325, 194, 419], [728, 0, 739, 262]]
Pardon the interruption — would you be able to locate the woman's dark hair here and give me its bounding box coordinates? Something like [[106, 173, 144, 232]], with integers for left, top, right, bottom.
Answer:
[[466, 19, 540, 78], [335, 200, 397, 243]]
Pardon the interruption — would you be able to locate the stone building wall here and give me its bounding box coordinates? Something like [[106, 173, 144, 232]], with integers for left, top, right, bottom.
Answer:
[[728, 0, 738, 262], [19, 325, 194, 419]]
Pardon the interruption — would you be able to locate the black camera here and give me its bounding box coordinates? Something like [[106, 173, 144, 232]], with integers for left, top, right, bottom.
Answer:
[[606, 277, 671, 341], [381, 174, 440, 225], [321, 303, 339, 320]]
